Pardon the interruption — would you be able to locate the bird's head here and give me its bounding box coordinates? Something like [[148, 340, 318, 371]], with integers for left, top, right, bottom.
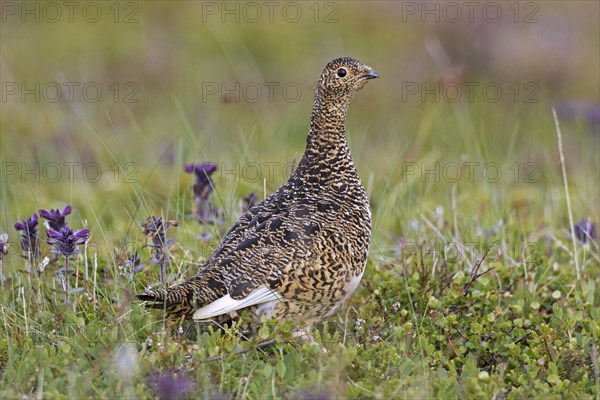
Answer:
[[317, 57, 379, 101]]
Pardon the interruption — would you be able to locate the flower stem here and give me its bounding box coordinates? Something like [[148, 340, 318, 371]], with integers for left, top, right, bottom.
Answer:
[[64, 257, 70, 303]]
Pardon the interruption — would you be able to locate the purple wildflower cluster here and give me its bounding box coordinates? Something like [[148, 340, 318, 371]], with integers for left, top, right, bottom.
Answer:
[[0, 234, 8, 261], [13, 205, 90, 301], [42, 206, 89, 302], [113, 241, 146, 281], [40, 205, 72, 230], [574, 219, 597, 244], [0, 233, 7, 281], [184, 162, 223, 224], [148, 371, 194, 400], [14, 213, 40, 259], [142, 216, 178, 284], [555, 100, 600, 130], [126, 251, 144, 274], [45, 226, 90, 257], [184, 161, 258, 241], [37, 205, 90, 259], [13, 205, 90, 265]]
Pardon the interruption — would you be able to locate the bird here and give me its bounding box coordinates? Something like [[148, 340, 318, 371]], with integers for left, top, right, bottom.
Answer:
[[138, 57, 379, 332]]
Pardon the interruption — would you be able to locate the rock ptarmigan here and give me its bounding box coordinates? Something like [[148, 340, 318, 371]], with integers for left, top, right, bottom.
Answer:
[[138, 57, 378, 330]]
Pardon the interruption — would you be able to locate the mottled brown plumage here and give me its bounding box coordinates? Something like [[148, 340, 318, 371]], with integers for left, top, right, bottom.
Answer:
[[138, 57, 378, 327]]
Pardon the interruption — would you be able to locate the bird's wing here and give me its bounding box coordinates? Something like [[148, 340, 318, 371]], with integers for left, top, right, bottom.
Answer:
[[192, 284, 280, 320], [218, 212, 292, 298], [208, 206, 260, 257], [204, 159, 309, 267], [194, 166, 320, 316], [201, 180, 295, 279]]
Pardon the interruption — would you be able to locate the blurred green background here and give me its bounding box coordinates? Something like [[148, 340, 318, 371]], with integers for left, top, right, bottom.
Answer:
[[1, 0, 598, 259], [1, 2, 599, 398]]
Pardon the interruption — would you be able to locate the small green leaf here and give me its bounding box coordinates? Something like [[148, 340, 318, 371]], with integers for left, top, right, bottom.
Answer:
[[263, 363, 273, 378], [259, 325, 270, 340], [276, 360, 286, 378], [547, 373, 560, 385], [59, 341, 71, 354]]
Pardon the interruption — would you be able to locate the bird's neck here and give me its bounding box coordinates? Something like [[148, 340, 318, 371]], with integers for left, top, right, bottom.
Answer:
[[291, 91, 360, 188], [304, 91, 352, 157]]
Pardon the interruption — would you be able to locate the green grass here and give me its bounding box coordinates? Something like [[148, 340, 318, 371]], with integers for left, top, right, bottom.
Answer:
[[1, 2, 599, 399]]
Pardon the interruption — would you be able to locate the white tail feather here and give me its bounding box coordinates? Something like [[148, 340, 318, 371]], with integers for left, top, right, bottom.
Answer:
[[193, 285, 280, 320]]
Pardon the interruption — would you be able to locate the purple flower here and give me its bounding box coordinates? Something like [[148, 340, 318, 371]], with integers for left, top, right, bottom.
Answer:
[[555, 100, 600, 130], [184, 162, 218, 200], [142, 217, 178, 251], [142, 216, 178, 283], [573, 220, 597, 244], [184, 162, 222, 224], [126, 252, 144, 274], [39, 205, 72, 231], [114, 246, 145, 275], [148, 372, 194, 400], [0, 233, 8, 261], [0, 233, 8, 281], [45, 226, 89, 257], [14, 212, 40, 257]]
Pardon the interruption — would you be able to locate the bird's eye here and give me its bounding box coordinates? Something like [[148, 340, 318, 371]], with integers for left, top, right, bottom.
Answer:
[[336, 68, 347, 78]]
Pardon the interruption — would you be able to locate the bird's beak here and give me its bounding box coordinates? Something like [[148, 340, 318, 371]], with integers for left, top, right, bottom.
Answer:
[[361, 68, 380, 80]]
